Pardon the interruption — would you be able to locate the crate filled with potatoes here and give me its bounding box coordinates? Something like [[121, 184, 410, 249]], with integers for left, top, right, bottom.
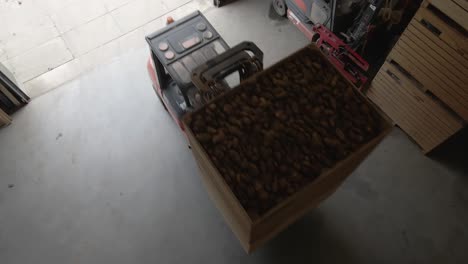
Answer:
[[184, 45, 391, 253]]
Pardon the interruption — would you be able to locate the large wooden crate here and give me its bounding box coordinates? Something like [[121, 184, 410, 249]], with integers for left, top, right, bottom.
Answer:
[[367, 0, 467, 153], [184, 45, 392, 252]]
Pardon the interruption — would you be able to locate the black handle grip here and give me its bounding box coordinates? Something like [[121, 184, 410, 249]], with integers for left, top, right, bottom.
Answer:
[[204, 41, 263, 68], [191, 41, 263, 91]]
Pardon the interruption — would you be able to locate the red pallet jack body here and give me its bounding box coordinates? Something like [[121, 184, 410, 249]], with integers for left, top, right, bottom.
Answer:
[[285, 5, 369, 89]]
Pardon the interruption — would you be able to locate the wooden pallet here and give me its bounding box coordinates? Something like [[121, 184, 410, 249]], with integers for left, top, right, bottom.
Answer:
[[367, 62, 464, 153]]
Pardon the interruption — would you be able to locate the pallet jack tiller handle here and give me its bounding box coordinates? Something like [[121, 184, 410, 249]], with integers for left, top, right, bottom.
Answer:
[[191, 41, 264, 92]]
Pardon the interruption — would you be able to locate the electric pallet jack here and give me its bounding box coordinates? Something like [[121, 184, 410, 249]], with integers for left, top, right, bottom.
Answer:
[[272, 0, 372, 89], [146, 11, 263, 130]]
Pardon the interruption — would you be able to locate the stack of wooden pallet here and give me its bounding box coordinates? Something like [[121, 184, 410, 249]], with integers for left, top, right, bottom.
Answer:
[[367, 0, 467, 154], [0, 84, 14, 127], [0, 65, 30, 127], [0, 109, 11, 127]]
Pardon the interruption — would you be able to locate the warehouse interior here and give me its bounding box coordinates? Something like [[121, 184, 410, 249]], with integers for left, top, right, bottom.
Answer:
[[1, 0, 467, 263]]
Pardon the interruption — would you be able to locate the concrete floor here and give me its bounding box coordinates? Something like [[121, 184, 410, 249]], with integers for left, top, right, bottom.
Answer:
[[1, 0, 468, 263], [1, 0, 211, 98]]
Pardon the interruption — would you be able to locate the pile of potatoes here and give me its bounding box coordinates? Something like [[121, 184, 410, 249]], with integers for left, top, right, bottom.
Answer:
[[187, 47, 382, 218]]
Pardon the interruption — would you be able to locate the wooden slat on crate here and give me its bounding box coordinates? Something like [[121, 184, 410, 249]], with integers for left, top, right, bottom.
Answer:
[[408, 23, 468, 81], [405, 1, 468, 118], [386, 62, 464, 130], [404, 21, 468, 116], [427, 0, 468, 30], [408, 19, 468, 68], [388, 49, 468, 120], [376, 75, 451, 144], [389, 45, 468, 121], [397, 34, 468, 100], [378, 69, 462, 133], [403, 22, 468, 81], [367, 63, 464, 153], [396, 38, 465, 98], [452, 0, 468, 12], [414, 7, 468, 58], [379, 62, 464, 134], [367, 80, 436, 149], [372, 78, 440, 147]]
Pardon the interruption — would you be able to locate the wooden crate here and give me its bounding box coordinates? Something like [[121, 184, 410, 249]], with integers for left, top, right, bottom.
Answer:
[[366, 0, 467, 153], [367, 62, 464, 153], [388, 1, 468, 121], [184, 45, 392, 252]]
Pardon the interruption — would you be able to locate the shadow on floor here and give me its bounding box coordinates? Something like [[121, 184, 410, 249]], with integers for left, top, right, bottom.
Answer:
[[430, 127, 468, 176], [256, 210, 360, 263]]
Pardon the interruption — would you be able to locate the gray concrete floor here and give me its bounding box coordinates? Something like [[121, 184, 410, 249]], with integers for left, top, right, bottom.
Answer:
[[1, 0, 468, 263]]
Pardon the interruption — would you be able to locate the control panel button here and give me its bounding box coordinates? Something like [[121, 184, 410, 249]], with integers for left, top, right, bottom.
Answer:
[[203, 31, 213, 39], [165, 51, 175, 60], [196, 23, 207, 31], [182, 36, 201, 49], [158, 42, 169, 51]]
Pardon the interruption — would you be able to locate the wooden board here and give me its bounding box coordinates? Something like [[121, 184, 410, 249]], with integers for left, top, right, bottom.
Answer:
[[427, 0, 468, 30], [367, 62, 464, 153], [453, 0, 468, 12], [184, 45, 392, 252]]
